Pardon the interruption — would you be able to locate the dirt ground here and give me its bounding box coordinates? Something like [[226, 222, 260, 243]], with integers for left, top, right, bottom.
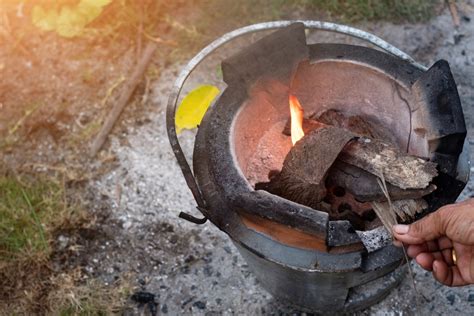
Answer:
[[2, 1, 474, 315]]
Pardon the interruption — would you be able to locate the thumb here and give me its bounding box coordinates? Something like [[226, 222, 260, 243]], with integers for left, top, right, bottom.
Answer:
[[393, 208, 447, 244]]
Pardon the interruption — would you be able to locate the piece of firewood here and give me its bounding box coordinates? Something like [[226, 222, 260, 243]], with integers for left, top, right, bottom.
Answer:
[[256, 126, 355, 209], [338, 137, 437, 189], [283, 109, 397, 145], [447, 0, 460, 28], [90, 40, 158, 157], [372, 199, 428, 232], [315, 109, 398, 145], [327, 161, 436, 202]]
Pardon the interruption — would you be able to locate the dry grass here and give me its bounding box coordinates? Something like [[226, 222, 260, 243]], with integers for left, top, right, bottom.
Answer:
[[47, 271, 133, 316], [291, 0, 442, 23], [0, 256, 52, 315], [0, 172, 127, 315], [0, 263, 133, 315]]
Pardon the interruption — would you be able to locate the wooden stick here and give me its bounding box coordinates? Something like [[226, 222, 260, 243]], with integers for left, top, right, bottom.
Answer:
[[447, 0, 460, 28], [90, 40, 158, 157]]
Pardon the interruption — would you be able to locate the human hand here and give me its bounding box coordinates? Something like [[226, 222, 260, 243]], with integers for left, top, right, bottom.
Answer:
[[392, 198, 474, 286]]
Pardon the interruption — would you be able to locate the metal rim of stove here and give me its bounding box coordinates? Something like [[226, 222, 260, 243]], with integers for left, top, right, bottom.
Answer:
[[166, 20, 431, 223]]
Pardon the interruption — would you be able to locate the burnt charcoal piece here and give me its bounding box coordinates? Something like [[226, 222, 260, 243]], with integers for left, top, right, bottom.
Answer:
[[131, 291, 156, 304], [257, 126, 355, 209], [328, 220, 362, 247], [282, 117, 325, 136], [316, 110, 397, 145], [282, 110, 397, 145]]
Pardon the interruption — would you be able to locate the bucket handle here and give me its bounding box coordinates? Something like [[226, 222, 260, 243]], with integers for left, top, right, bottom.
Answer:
[[166, 20, 426, 224]]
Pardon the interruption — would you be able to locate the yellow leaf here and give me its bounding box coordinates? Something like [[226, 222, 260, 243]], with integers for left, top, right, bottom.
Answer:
[[175, 85, 220, 134]]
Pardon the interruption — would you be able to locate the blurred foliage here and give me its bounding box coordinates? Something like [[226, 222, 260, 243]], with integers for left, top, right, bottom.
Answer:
[[2, 0, 175, 40], [2, 0, 440, 41], [32, 0, 112, 38], [290, 0, 441, 23]]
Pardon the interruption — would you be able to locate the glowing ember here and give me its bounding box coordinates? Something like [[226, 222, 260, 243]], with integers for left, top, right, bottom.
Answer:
[[289, 94, 305, 145]]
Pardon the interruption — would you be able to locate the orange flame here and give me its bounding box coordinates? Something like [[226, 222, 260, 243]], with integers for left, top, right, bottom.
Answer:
[[289, 94, 304, 145]]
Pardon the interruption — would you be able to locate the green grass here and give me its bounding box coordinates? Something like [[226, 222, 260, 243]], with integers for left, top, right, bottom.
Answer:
[[291, 0, 441, 23], [0, 174, 65, 260]]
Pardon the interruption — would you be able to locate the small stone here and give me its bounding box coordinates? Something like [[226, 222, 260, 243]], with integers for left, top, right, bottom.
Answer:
[[169, 234, 179, 244], [203, 266, 213, 277], [446, 292, 455, 305], [161, 303, 168, 314], [193, 301, 206, 310], [184, 255, 196, 263], [468, 293, 474, 302], [123, 221, 132, 230], [57, 235, 69, 250], [131, 291, 155, 304]]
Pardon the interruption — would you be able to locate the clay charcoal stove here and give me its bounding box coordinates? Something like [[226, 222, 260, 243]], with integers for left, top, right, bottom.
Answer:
[[167, 22, 469, 312]]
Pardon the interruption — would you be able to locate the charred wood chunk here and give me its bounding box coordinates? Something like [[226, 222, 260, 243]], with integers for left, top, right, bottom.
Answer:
[[257, 126, 355, 208], [339, 137, 438, 189], [282, 117, 325, 136], [326, 161, 436, 202], [328, 220, 362, 247], [315, 109, 397, 145], [282, 109, 397, 145]]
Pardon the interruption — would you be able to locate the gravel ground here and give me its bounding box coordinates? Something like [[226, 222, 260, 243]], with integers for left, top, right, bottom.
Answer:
[[88, 3, 474, 315]]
